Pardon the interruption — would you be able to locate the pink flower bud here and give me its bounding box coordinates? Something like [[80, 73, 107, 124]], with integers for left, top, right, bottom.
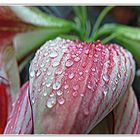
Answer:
[[29, 37, 137, 134]]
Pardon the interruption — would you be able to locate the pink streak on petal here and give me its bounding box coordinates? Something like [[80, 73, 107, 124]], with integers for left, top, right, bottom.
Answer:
[[4, 82, 33, 134]]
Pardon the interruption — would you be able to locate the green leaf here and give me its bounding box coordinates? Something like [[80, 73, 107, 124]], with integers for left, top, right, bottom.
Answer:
[[14, 27, 72, 63], [115, 36, 140, 65], [73, 6, 87, 40], [59, 34, 79, 40], [10, 6, 73, 28], [90, 6, 114, 41]]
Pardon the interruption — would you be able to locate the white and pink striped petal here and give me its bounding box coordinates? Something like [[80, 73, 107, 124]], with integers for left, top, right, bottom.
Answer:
[[29, 37, 137, 134], [4, 82, 33, 134]]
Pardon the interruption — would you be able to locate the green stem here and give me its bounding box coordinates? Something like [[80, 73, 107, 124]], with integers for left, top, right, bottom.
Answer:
[[102, 33, 119, 44], [90, 6, 114, 41]]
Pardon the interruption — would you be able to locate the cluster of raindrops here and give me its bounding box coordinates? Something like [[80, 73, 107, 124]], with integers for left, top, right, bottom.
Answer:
[[29, 37, 70, 109], [29, 38, 128, 110]]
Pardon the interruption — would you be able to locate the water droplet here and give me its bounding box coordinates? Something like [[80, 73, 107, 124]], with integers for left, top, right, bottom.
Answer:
[[79, 71, 83, 75], [36, 70, 41, 77], [73, 85, 79, 91], [57, 90, 63, 96], [55, 68, 63, 75], [30, 71, 35, 78], [64, 84, 69, 90], [112, 84, 116, 91], [74, 57, 81, 62], [80, 93, 84, 97], [46, 82, 51, 88], [115, 79, 118, 85], [43, 92, 47, 96], [84, 49, 89, 55], [94, 54, 98, 58], [102, 74, 110, 82], [31, 97, 36, 104], [57, 97, 65, 105], [102, 85, 109, 96], [53, 82, 61, 90], [93, 58, 98, 63], [49, 51, 58, 58], [72, 91, 78, 97], [43, 68, 47, 72], [117, 73, 121, 79], [52, 61, 60, 67], [44, 52, 48, 56], [46, 97, 56, 108], [42, 81, 46, 86], [49, 93, 55, 97], [65, 60, 74, 67], [87, 83, 92, 89], [40, 63, 45, 68], [47, 70, 52, 76], [78, 76, 84, 81], [68, 73, 75, 79], [91, 68, 96, 72]]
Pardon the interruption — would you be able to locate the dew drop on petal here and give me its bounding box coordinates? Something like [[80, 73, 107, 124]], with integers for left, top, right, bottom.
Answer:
[[94, 54, 98, 58], [117, 73, 121, 79], [56, 90, 63, 96], [72, 91, 78, 97], [30, 71, 35, 78], [112, 84, 116, 91], [46, 97, 56, 108], [55, 68, 63, 75], [73, 85, 79, 91], [53, 82, 61, 90], [79, 71, 83, 76], [65, 60, 74, 67], [74, 57, 81, 62], [52, 61, 60, 67], [84, 49, 89, 55], [115, 79, 118, 85], [42, 81, 46, 86], [46, 82, 51, 88], [102, 85, 109, 96], [57, 96, 65, 105], [102, 74, 110, 82], [43, 92, 47, 96], [40, 63, 45, 68], [31, 97, 36, 104], [36, 70, 41, 77], [78, 76, 84, 81], [49, 51, 58, 58], [64, 84, 69, 90], [47, 70, 52, 76], [80, 93, 84, 97], [91, 68, 96, 72], [68, 73, 75, 79]]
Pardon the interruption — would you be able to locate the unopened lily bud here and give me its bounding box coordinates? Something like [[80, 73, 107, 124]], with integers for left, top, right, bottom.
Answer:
[[29, 37, 136, 134]]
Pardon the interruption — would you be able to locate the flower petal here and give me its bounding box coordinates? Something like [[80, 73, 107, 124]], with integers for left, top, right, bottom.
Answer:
[[0, 80, 10, 134], [90, 87, 140, 134], [113, 87, 140, 134], [4, 82, 33, 134], [29, 38, 136, 134]]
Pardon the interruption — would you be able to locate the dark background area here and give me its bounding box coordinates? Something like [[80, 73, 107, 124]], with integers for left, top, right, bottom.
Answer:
[[20, 6, 140, 108]]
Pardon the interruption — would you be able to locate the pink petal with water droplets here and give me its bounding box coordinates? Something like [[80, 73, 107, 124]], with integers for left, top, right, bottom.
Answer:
[[29, 38, 137, 134], [4, 82, 33, 134]]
